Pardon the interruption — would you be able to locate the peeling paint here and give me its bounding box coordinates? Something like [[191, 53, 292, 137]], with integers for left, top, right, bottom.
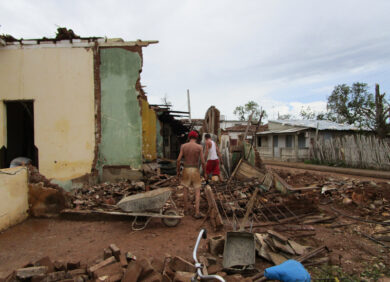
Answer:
[[98, 48, 143, 171]]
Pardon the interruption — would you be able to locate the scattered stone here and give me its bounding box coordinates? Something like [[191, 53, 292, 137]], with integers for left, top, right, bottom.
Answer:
[[93, 262, 123, 280], [208, 235, 225, 256], [104, 248, 113, 260], [15, 266, 48, 279], [109, 244, 121, 261], [35, 257, 55, 273]]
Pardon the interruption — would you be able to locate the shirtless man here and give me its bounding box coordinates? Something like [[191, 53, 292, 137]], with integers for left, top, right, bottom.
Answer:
[[204, 134, 222, 181], [176, 131, 206, 219]]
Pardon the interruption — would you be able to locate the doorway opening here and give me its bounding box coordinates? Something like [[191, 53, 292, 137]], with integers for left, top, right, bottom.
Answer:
[[3, 100, 38, 168]]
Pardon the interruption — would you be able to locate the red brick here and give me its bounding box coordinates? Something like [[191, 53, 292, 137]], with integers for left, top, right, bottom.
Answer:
[[122, 261, 142, 282]]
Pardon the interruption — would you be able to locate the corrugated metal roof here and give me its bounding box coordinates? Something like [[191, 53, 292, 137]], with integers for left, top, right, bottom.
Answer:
[[269, 119, 363, 131], [257, 128, 306, 135]]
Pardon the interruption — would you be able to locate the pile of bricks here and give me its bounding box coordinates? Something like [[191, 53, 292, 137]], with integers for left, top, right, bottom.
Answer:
[[1, 244, 204, 282]]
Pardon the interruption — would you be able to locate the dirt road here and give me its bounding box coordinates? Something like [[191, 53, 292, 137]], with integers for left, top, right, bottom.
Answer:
[[264, 160, 390, 180], [0, 216, 212, 278], [266, 164, 390, 183]]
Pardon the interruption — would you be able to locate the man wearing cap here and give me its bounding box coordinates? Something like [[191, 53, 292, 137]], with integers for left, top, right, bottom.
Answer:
[[176, 130, 206, 219]]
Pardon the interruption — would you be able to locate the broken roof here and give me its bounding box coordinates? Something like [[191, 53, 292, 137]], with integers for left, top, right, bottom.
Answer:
[[224, 124, 268, 132], [0, 37, 158, 49], [257, 128, 306, 135], [269, 119, 364, 131]]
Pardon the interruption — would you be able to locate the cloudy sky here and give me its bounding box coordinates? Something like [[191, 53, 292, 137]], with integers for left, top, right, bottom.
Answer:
[[2, 0, 390, 119]]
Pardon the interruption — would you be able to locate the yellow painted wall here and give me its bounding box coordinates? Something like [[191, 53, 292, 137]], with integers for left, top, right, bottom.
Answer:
[[0, 167, 28, 231], [0, 47, 95, 180], [141, 99, 157, 161]]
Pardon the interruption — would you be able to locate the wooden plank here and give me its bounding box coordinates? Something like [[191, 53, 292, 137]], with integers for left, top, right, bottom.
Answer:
[[88, 256, 116, 274], [204, 185, 223, 231], [240, 189, 259, 231], [267, 230, 288, 243], [61, 209, 182, 219], [235, 160, 265, 181]]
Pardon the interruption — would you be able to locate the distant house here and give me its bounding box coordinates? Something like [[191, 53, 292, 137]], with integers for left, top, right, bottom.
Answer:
[[223, 124, 268, 146], [220, 117, 248, 130], [256, 119, 365, 161]]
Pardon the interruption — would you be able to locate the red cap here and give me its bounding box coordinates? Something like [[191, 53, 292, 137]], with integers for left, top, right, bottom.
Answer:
[[188, 131, 199, 139]]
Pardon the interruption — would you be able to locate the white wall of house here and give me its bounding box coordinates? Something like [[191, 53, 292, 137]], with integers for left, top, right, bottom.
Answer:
[[257, 132, 310, 161]]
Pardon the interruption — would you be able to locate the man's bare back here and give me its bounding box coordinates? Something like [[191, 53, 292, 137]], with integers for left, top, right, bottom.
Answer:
[[176, 131, 207, 218], [181, 142, 203, 166]]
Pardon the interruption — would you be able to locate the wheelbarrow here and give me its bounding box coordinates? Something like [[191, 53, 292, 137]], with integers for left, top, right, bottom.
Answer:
[[116, 187, 182, 231]]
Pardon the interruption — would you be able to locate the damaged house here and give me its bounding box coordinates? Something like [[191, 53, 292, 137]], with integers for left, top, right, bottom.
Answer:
[[0, 36, 171, 190], [256, 119, 390, 170]]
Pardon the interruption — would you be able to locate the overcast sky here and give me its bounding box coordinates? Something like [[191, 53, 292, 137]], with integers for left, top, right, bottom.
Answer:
[[2, 0, 390, 120]]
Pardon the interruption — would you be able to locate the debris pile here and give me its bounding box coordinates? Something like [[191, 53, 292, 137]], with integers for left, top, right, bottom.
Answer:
[[254, 230, 328, 266], [27, 165, 70, 217], [1, 243, 258, 282], [210, 178, 318, 224], [69, 174, 179, 211], [1, 244, 161, 282], [70, 181, 146, 210]]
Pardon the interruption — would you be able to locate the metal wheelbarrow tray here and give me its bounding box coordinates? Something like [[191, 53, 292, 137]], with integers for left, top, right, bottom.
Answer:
[[62, 188, 183, 231], [223, 231, 256, 274], [116, 187, 182, 230]]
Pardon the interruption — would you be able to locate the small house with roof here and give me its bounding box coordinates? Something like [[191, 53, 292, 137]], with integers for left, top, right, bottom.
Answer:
[[256, 119, 365, 161]]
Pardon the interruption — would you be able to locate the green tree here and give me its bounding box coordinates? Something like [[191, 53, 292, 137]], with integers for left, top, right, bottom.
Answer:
[[278, 113, 293, 120], [234, 101, 266, 121], [361, 84, 390, 138], [325, 82, 390, 137], [326, 82, 374, 127], [300, 106, 316, 120]]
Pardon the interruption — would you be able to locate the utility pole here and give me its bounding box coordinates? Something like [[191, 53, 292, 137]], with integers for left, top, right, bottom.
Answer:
[[187, 89, 192, 123]]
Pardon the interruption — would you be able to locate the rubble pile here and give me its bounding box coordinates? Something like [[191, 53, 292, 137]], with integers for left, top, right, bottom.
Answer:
[[70, 181, 146, 210], [26, 165, 70, 217], [2, 243, 160, 282], [28, 164, 64, 190], [210, 179, 318, 222], [1, 243, 259, 282], [273, 169, 390, 220], [69, 174, 180, 211]]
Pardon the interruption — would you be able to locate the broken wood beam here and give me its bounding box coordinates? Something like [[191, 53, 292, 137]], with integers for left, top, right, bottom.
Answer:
[[204, 185, 223, 231], [267, 230, 288, 243], [88, 256, 116, 275], [239, 189, 259, 231]]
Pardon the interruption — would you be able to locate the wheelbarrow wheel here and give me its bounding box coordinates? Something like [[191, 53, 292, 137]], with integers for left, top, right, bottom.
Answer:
[[162, 209, 181, 227]]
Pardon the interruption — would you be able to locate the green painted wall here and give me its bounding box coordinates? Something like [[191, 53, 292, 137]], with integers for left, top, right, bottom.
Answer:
[[99, 48, 142, 169]]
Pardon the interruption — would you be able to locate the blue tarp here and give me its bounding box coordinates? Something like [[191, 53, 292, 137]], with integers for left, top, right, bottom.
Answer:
[[264, 260, 311, 282]]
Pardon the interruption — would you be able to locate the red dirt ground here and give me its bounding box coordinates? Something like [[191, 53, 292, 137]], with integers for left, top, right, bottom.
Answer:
[[0, 216, 215, 278], [1, 165, 389, 279]]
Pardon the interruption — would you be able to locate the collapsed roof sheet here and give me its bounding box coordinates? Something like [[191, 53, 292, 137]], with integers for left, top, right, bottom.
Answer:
[[269, 119, 364, 131], [257, 128, 306, 135]]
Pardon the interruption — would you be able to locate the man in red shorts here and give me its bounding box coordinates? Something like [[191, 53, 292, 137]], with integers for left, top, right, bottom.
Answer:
[[204, 134, 222, 181]]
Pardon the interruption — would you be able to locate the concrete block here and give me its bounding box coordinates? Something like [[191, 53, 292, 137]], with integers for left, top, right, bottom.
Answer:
[[15, 266, 48, 279]]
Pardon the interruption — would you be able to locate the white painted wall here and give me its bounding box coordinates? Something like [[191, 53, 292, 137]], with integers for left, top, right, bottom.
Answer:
[[0, 167, 28, 231]]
